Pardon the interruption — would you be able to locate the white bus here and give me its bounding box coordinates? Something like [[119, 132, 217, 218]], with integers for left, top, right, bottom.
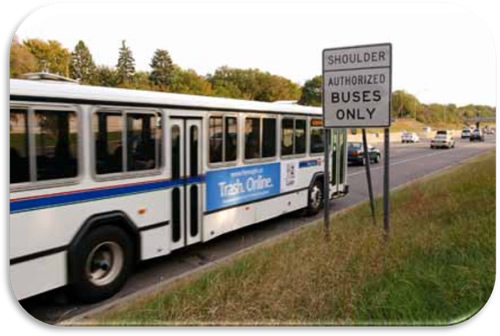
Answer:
[[9, 76, 348, 302]]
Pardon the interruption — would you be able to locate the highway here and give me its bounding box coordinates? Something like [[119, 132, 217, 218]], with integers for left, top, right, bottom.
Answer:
[[20, 135, 496, 324]]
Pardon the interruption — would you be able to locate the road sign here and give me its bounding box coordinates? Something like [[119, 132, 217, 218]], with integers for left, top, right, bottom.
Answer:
[[323, 43, 392, 128]]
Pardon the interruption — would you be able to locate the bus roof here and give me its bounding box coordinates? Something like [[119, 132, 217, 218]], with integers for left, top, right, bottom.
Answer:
[[10, 79, 322, 115]]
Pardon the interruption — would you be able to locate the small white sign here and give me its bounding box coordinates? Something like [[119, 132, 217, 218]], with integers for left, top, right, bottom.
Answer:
[[281, 161, 298, 191], [323, 43, 392, 128]]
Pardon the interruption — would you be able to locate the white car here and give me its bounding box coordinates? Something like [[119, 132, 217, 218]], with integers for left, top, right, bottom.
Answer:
[[430, 131, 455, 149], [401, 132, 420, 143], [485, 127, 495, 135], [461, 128, 471, 138]]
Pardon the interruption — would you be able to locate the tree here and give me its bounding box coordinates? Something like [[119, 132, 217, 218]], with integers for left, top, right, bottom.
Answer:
[[254, 73, 301, 102], [10, 36, 37, 78], [149, 49, 174, 88], [208, 66, 300, 101], [391, 90, 420, 119], [70, 41, 96, 84], [119, 71, 156, 91], [168, 66, 213, 96], [299, 76, 322, 106], [95, 65, 118, 87], [211, 80, 243, 99], [116, 40, 135, 85], [134, 71, 155, 90], [208, 66, 258, 100], [23, 38, 71, 76]]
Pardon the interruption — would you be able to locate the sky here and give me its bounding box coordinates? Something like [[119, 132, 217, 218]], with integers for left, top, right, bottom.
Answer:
[[13, 2, 496, 107]]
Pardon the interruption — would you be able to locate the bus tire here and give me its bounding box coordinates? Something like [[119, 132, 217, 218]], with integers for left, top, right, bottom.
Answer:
[[70, 225, 133, 303], [306, 179, 324, 216]]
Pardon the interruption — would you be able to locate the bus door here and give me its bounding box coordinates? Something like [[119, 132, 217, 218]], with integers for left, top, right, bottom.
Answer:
[[331, 129, 339, 193], [338, 129, 347, 188], [170, 118, 203, 250], [330, 129, 346, 195]]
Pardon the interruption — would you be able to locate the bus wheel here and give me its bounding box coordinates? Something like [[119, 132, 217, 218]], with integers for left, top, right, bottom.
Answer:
[[306, 179, 323, 216], [70, 225, 133, 303]]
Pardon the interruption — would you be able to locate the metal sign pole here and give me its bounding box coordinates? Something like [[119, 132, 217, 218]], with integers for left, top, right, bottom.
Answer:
[[323, 128, 330, 241], [383, 128, 390, 238], [362, 129, 376, 226]]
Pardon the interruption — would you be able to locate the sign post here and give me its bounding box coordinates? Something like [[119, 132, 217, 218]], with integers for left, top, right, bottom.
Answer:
[[362, 129, 376, 226], [322, 43, 392, 236], [384, 128, 390, 238]]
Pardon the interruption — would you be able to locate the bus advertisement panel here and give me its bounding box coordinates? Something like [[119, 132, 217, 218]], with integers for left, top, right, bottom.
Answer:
[[205, 162, 281, 212]]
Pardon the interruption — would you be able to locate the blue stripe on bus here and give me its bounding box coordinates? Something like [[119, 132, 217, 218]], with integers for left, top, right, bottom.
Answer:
[[10, 176, 205, 213]]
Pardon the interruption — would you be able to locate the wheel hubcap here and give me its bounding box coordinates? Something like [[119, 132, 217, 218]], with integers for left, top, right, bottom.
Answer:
[[86, 242, 124, 287], [310, 185, 322, 209]]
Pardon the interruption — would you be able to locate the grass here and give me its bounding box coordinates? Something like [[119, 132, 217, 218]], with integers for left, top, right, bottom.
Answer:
[[92, 151, 495, 326]]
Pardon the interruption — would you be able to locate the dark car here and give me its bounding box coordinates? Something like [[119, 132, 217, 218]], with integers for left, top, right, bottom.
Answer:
[[470, 128, 485, 142], [348, 142, 381, 166]]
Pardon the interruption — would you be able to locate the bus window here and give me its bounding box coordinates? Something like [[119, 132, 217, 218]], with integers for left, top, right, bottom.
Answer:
[[127, 113, 157, 172], [171, 125, 181, 179], [245, 118, 261, 160], [10, 109, 30, 184], [34, 110, 78, 181], [225, 117, 237, 162], [281, 118, 294, 156], [262, 118, 276, 158], [209, 117, 223, 163], [295, 119, 306, 154], [95, 112, 123, 174], [190, 125, 199, 177], [310, 128, 324, 153]]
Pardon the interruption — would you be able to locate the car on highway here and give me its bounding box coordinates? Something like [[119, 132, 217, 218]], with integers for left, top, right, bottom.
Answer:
[[461, 128, 471, 139], [430, 130, 455, 149], [348, 142, 381, 166], [470, 128, 485, 142], [484, 127, 495, 135], [401, 132, 420, 143]]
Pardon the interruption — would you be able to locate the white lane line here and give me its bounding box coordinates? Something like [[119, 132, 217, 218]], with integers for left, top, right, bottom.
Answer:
[[347, 143, 492, 178], [347, 151, 444, 177]]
